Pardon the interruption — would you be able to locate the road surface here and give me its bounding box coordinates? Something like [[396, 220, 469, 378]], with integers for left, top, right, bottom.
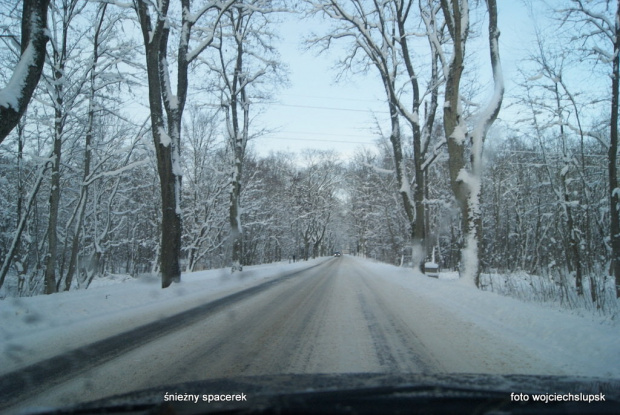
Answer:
[[1, 256, 559, 412]]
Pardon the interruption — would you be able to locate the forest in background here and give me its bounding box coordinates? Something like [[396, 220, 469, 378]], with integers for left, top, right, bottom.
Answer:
[[0, 0, 618, 315]]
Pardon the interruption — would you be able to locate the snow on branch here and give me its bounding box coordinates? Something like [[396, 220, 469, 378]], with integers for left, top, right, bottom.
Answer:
[[471, 0, 504, 158], [186, 0, 236, 63], [93, 0, 133, 8], [0, 44, 36, 111], [83, 159, 150, 186]]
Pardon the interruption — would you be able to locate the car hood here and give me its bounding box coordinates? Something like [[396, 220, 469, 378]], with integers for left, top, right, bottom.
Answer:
[[25, 373, 620, 415]]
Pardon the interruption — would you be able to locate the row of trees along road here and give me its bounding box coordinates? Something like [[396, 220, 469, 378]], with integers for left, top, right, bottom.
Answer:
[[0, 1, 619, 304]]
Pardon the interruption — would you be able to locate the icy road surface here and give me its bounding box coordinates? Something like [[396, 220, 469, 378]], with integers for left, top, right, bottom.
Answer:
[[1, 256, 618, 412]]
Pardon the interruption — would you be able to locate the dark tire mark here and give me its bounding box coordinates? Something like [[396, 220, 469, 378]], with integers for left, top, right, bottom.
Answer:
[[356, 269, 440, 373], [0, 260, 329, 411]]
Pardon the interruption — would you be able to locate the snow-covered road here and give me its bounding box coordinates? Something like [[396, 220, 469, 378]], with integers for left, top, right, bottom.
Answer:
[[1, 256, 618, 412]]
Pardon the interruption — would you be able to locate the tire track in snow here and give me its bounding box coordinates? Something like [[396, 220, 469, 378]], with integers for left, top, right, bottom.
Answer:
[[354, 266, 442, 373]]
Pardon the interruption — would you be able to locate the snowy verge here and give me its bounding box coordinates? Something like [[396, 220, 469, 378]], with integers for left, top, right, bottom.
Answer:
[[0, 259, 326, 375], [356, 259, 620, 378]]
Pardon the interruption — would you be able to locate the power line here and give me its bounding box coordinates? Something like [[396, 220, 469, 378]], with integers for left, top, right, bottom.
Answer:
[[261, 136, 374, 145], [493, 149, 606, 158], [278, 93, 384, 104], [268, 102, 389, 114], [276, 130, 376, 138], [142, 99, 389, 115]]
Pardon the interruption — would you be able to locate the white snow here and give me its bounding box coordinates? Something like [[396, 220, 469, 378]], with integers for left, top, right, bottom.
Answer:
[[99, 0, 132, 8], [0, 43, 37, 111], [528, 72, 544, 81], [398, 163, 413, 197], [451, 123, 467, 145], [158, 126, 171, 147], [361, 162, 393, 175], [460, 233, 479, 286], [360, 260, 620, 378]]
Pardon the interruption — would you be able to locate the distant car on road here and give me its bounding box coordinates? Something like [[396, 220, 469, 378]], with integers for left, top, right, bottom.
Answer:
[[334, 252, 341, 257]]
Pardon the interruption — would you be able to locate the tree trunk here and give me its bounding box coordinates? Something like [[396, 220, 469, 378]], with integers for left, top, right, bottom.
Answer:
[[64, 4, 107, 291], [44, 115, 62, 294], [134, 0, 181, 288], [44, 62, 66, 293], [0, 0, 50, 144], [441, 0, 503, 287], [230, 174, 243, 271], [440, 0, 469, 281], [224, 8, 252, 272], [386, 96, 417, 253], [157, 144, 182, 287], [396, 3, 433, 268], [135, 0, 230, 287]]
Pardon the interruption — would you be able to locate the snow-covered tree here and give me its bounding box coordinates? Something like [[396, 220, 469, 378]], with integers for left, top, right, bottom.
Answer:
[[1, 1, 147, 295], [558, 0, 620, 297], [288, 150, 341, 260], [437, 0, 503, 286], [202, 0, 285, 271], [132, 0, 234, 287], [181, 107, 229, 272], [346, 148, 410, 263]]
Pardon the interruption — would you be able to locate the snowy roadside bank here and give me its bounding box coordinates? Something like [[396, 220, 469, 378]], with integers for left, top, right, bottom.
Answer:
[[0, 259, 327, 375], [357, 259, 620, 378]]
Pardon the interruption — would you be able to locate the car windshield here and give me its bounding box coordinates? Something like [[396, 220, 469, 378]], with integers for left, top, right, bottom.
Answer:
[[1, 1, 619, 414]]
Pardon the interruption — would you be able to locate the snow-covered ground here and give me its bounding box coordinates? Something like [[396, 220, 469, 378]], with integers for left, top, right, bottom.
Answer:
[[361, 260, 620, 378], [1, 256, 618, 381]]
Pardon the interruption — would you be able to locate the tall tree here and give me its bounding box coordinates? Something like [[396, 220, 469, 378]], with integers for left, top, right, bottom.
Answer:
[[436, 0, 503, 286], [63, 3, 108, 291], [43, 0, 89, 294], [132, 0, 233, 288], [182, 107, 229, 272], [517, 34, 594, 296], [207, 0, 284, 271]]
